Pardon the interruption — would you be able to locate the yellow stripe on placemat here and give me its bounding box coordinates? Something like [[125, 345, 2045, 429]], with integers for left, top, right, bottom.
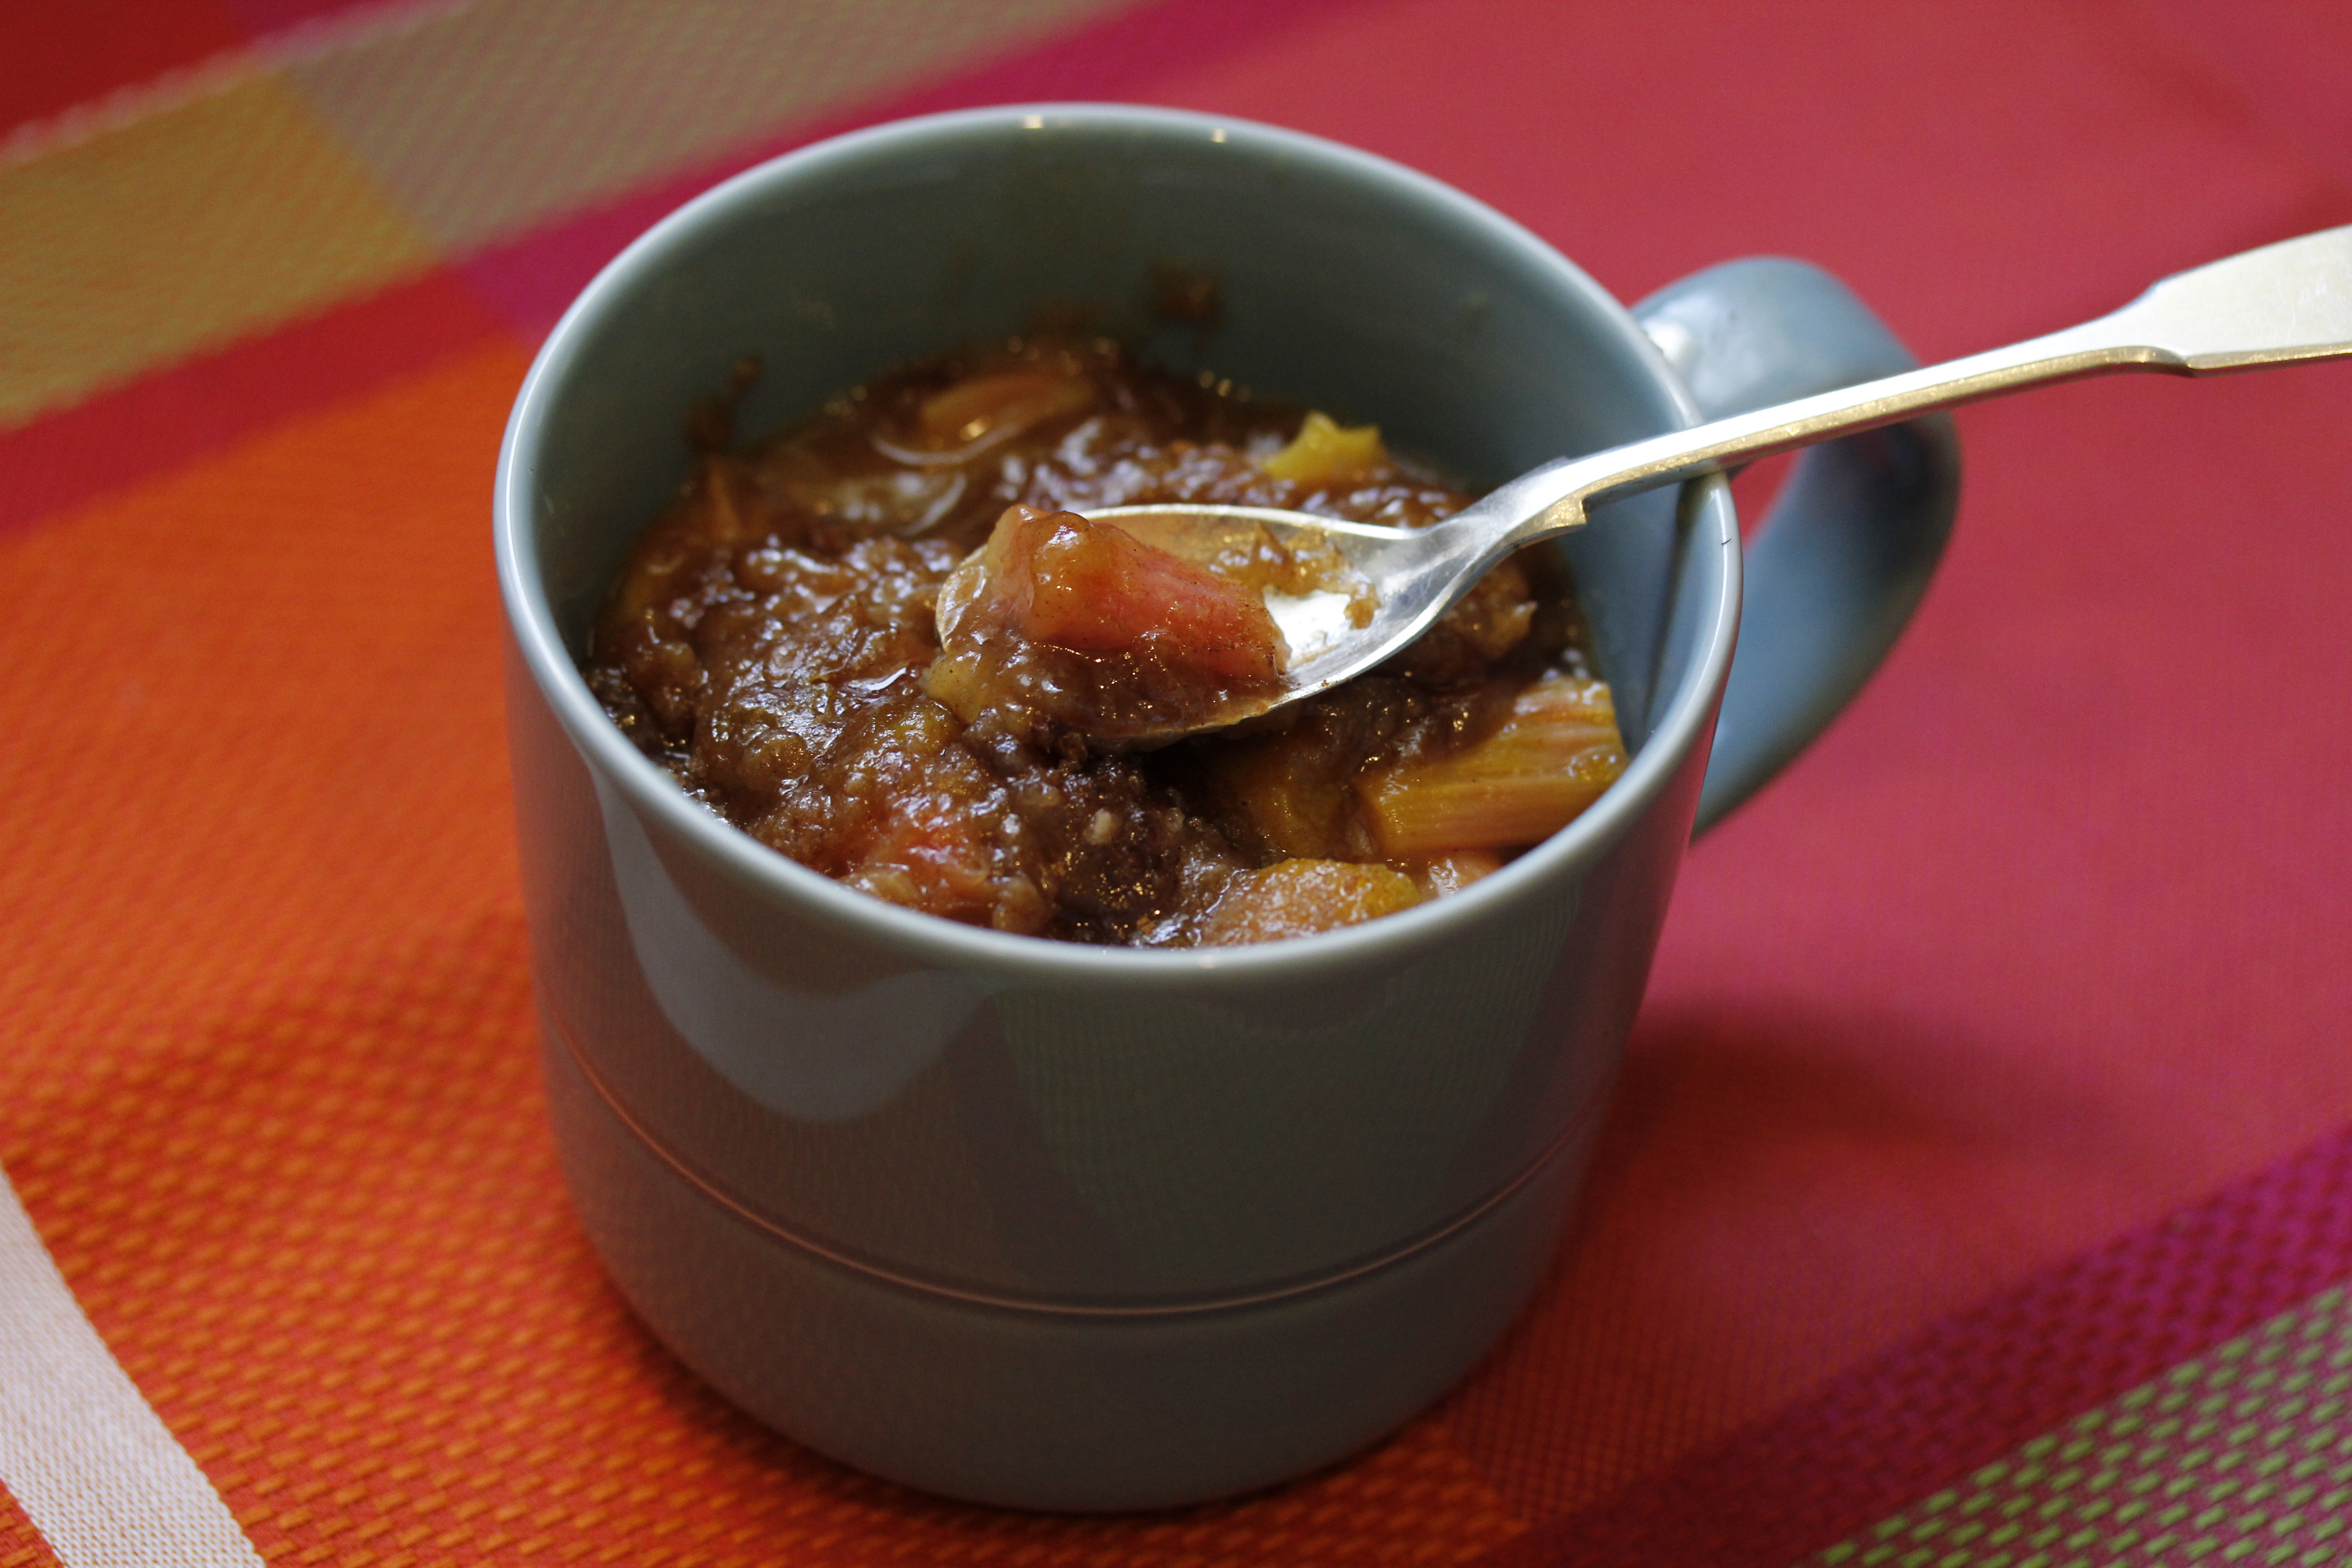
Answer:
[[0, 0, 1139, 436], [0, 1161, 263, 1568], [0, 76, 438, 431], [283, 0, 1137, 251]]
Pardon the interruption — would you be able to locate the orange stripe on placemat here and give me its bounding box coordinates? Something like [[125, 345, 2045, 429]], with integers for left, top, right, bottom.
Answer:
[[0, 268, 513, 537], [0, 1162, 263, 1568], [0, 333, 1531, 1566], [0, 1484, 60, 1568], [0, 344, 532, 1039]]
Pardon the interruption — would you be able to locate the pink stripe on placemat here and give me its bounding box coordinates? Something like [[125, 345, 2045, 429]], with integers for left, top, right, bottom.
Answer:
[[0, 270, 510, 537], [461, 0, 1362, 340], [1475, 1120, 2352, 1568]]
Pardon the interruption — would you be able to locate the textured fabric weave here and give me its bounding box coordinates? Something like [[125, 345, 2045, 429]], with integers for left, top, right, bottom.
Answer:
[[0, 1164, 263, 1566], [1810, 1288, 2352, 1566], [2, 0, 2349, 1563]]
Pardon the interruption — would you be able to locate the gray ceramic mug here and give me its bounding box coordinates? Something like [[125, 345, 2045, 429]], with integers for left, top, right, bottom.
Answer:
[[495, 104, 1958, 1511]]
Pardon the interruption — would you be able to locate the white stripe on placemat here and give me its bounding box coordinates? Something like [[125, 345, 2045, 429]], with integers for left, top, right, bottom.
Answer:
[[0, 1161, 263, 1567]]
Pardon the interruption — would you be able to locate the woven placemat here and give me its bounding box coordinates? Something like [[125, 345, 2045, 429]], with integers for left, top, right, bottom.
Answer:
[[5, 2, 2350, 1562]]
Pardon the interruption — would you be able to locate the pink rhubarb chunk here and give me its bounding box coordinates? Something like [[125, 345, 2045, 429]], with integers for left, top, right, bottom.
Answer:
[[973, 505, 1284, 683]]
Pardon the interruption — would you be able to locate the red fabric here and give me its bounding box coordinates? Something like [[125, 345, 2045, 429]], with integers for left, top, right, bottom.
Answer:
[[1122, 0, 2352, 1541], [2, 1, 2349, 1562], [0, 0, 246, 133], [1480, 1122, 2352, 1565], [2141, 0, 2352, 197]]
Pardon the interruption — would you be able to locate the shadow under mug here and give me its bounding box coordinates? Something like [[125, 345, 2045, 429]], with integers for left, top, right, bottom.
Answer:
[[494, 104, 1959, 1511]]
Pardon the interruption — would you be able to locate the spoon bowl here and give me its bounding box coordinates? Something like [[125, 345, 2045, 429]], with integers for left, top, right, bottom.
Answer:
[[1042, 223, 2352, 744]]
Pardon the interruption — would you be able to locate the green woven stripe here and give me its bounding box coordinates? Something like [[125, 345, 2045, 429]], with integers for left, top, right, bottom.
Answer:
[[1809, 1285, 2352, 1567]]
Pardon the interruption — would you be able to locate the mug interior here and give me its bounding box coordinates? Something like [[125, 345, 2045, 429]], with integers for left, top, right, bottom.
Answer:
[[500, 104, 1736, 966]]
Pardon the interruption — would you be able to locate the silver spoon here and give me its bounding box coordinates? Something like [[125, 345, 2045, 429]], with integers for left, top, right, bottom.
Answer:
[[1063, 224, 2352, 742]]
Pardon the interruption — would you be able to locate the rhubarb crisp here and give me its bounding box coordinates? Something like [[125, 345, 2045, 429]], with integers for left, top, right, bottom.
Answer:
[[583, 338, 1628, 946]]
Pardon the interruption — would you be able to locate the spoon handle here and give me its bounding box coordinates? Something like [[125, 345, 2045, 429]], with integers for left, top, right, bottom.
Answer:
[[1484, 224, 2352, 550]]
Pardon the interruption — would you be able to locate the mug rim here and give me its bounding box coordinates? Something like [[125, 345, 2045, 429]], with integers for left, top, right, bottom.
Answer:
[[493, 101, 1741, 984]]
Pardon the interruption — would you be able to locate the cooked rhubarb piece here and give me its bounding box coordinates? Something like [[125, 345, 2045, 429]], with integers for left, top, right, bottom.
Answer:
[[1200, 720, 1363, 861], [1359, 675, 1629, 857], [908, 369, 1095, 455], [587, 335, 1625, 946], [833, 750, 1031, 931], [1409, 851, 1504, 897], [1194, 859, 1426, 946], [972, 504, 1284, 681], [927, 504, 1288, 740], [1259, 411, 1388, 486]]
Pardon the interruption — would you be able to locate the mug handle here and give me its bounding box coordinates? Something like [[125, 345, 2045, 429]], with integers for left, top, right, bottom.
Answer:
[[1631, 259, 1963, 835]]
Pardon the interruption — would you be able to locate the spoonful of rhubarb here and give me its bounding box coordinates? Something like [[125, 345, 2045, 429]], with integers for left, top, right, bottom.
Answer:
[[935, 225, 2352, 746]]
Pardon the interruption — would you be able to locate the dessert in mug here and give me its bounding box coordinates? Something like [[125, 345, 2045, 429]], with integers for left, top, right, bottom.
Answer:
[[584, 336, 1628, 946]]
